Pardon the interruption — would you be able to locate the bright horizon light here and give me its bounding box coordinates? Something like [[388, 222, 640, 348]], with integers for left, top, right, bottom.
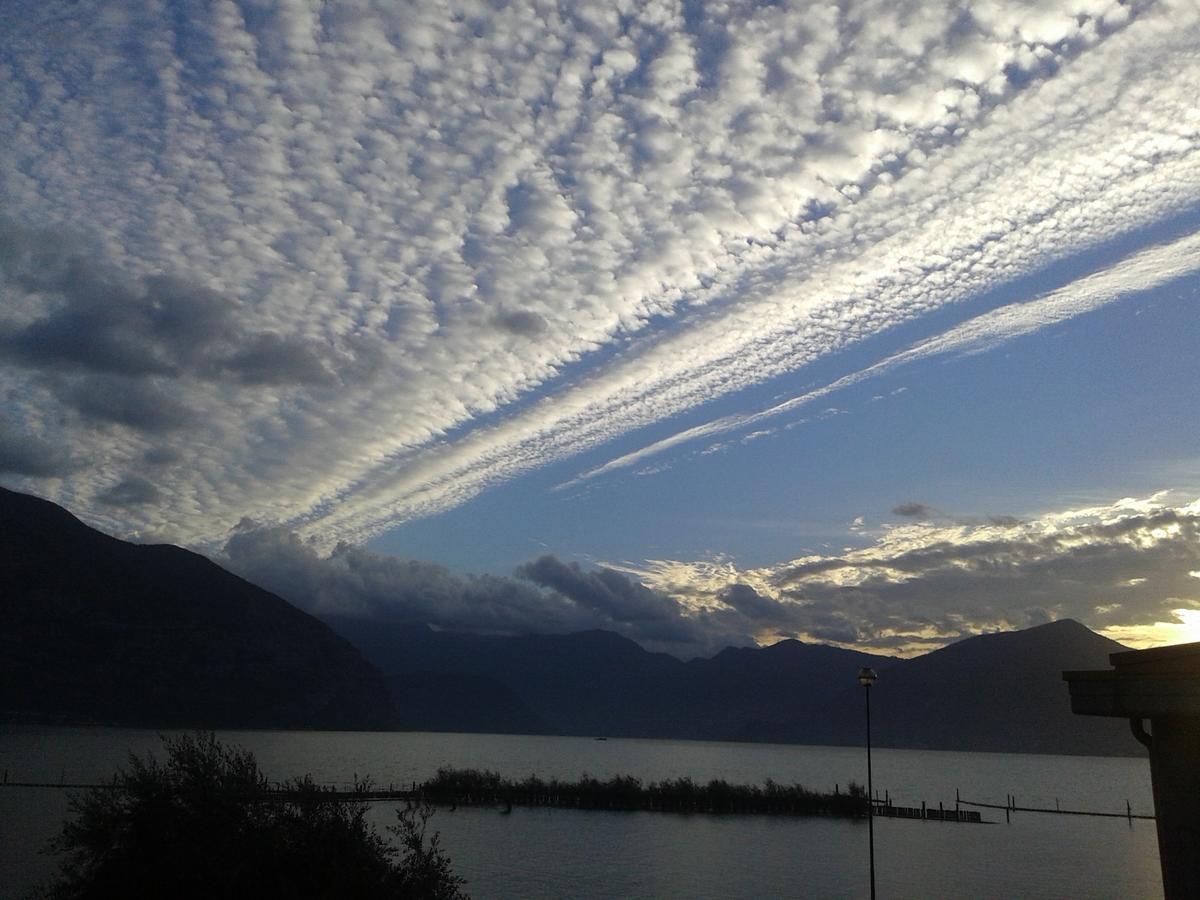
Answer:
[[1101, 608, 1200, 650]]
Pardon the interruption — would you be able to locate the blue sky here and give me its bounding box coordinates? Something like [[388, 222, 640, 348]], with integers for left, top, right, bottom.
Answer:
[[3, 0, 1199, 655], [380, 244, 1200, 574]]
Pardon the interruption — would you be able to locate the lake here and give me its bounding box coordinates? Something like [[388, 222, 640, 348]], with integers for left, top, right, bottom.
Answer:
[[0, 726, 1161, 899]]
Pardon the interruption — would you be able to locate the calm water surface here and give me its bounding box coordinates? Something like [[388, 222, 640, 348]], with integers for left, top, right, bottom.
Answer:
[[0, 727, 1160, 899]]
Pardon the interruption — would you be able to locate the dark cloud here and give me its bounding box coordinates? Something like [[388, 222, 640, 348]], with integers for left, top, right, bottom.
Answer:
[[223, 527, 592, 632], [495, 310, 549, 337], [0, 422, 76, 477], [64, 376, 192, 432], [804, 618, 863, 645], [517, 555, 700, 643], [0, 219, 379, 468], [892, 502, 934, 518], [0, 254, 234, 378], [717, 583, 782, 621], [703, 583, 857, 645], [0, 220, 343, 396], [218, 333, 336, 386], [891, 504, 1023, 528], [96, 475, 161, 507], [143, 446, 182, 466], [222, 527, 731, 654]]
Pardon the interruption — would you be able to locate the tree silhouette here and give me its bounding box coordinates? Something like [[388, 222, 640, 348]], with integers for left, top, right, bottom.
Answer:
[[35, 733, 467, 899]]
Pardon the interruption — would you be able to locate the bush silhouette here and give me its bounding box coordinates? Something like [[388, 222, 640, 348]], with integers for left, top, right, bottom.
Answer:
[[36, 733, 467, 899], [419, 767, 863, 816]]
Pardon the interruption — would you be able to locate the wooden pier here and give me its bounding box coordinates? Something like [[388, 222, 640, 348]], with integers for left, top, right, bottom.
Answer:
[[872, 800, 981, 823], [957, 793, 1153, 822]]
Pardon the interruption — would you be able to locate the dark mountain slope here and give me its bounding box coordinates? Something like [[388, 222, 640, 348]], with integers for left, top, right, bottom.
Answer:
[[323, 618, 688, 737], [0, 487, 394, 729], [325, 615, 1137, 755], [680, 639, 901, 740], [323, 615, 898, 740], [745, 619, 1142, 756]]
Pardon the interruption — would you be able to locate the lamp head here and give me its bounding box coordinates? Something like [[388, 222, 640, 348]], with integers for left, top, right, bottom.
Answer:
[[857, 667, 878, 687]]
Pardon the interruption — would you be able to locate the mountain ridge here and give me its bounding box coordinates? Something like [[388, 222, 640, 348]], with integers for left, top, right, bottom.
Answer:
[[738, 618, 1139, 755], [1, 487, 1145, 755], [1, 486, 395, 729]]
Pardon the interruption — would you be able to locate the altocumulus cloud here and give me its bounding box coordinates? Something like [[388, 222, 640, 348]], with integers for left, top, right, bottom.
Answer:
[[1, 0, 1199, 549], [564, 228, 1200, 487]]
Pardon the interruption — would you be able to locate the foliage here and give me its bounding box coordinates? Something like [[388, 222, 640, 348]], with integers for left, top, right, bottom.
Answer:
[[421, 766, 864, 816], [36, 733, 467, 900], [390, 803, 465, 898]]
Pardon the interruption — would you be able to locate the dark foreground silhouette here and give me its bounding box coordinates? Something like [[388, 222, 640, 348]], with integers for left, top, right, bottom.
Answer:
[[33, 734, 467, 900], [419, 767, 867, 817]]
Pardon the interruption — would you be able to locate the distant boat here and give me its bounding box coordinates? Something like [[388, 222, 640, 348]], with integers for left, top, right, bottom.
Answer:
[[594, 737, 608, 741]]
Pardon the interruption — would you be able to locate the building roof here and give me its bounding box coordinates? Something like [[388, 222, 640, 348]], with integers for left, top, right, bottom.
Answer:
[[1064, 641, 1200, 719]]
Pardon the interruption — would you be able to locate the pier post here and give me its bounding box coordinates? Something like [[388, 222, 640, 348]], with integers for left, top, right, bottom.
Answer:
[[857, 666, 878, 900]]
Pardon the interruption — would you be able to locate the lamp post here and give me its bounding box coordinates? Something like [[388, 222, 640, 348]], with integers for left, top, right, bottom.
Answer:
[[858, 666, 878, 900]]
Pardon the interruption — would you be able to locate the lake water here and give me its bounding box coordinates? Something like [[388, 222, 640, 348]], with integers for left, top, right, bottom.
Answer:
[[0, 727, 1161, 899]]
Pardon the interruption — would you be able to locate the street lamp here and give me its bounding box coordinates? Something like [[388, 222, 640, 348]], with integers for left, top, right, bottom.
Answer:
[[858, 666, 878, 900]]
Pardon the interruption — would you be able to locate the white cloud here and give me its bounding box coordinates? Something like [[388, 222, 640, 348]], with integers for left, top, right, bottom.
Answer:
[[567, 228, 1200, 485], [0, 0, 1197, 550]]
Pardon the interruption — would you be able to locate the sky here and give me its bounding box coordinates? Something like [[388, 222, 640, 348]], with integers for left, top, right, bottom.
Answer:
[[2, 0, 1199, 658]]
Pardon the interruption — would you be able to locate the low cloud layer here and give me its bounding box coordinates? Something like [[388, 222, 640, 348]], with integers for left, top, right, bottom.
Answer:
[[220, 492, 1200, 657], [615, 494, 1200, 654], [1, 1, 1198, 548], [221, 526, 738, 656]]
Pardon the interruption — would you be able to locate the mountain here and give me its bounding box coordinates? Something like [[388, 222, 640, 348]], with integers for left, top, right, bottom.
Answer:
[[323, 615, 898, 741], [0, 487, 395, 729], [741, 619, 1142, 756], [680, 639, 901, 740], [325, 615, 1143, 756], [0, 486, 1148, 756]]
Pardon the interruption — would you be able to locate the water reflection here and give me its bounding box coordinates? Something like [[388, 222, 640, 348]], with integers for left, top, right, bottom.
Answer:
[[0, 727, 1160, 899]]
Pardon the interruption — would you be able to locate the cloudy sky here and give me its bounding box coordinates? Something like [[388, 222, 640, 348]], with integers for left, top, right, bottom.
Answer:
[[3, 0, 1199, 656]]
